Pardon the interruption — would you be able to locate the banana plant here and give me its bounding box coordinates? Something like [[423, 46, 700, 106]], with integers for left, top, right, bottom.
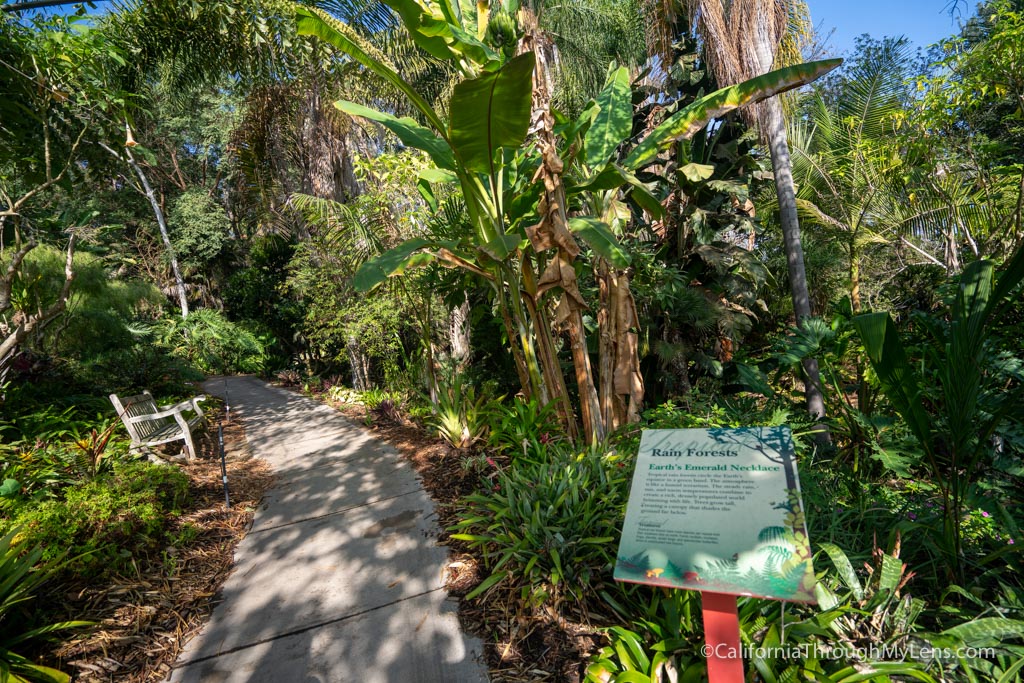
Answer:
[[297, 1, 839, 443], [557, 60, 841, 432], [852, 242, 1024, 582]]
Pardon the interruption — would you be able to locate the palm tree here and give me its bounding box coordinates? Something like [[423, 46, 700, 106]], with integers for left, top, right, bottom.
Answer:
[[652, 0, 830, 426], [788, 38, 916, 313]]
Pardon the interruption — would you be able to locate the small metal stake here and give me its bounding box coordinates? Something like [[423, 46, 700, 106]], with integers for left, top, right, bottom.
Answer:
[[219, 423, 230, 509]]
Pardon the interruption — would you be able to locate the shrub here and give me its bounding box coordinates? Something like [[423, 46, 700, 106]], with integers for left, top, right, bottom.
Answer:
[[72, 344, 203, 396], [0, 529, 89, 683], [450, 447, 633, 613], [487, 397, 566, 463], [157, 309, 267, 374], [5, 461, 189, 576]]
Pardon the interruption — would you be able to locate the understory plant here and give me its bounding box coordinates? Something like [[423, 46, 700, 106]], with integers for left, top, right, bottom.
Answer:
[[450, 446, 631, 614], [853, 244, 1024, 581], [2, 461, 190, 576], [0, 530, 88, 683], [428, 373, 497, 450]]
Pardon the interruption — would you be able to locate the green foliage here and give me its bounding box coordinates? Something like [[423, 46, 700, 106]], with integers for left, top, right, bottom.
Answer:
[[623, 59, 841, 170], [450, 446, 631, 610], [486, 397, 566, 462], [11, 246, 163, 362], [0, 529, 88, 683], [156, 309, 266, 375], [71, 345, 204, 397], [853, 244, 1024, 580], [586, 590, 704, 683], [428, 373, 497, 451], [3, 460, 189, 576], [169, 189, 231, 274]]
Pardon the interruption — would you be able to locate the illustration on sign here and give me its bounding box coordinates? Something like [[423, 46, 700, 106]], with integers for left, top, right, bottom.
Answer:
[[613, 427, 816, 602]]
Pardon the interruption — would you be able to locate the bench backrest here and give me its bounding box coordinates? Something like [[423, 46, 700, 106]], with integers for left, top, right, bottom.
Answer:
[[109, 391, 172, 441]]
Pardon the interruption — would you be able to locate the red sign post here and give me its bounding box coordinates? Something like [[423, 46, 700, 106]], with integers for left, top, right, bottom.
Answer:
[[702, 592, 745, 682]]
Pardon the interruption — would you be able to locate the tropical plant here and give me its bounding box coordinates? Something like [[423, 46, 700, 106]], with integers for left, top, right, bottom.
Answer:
[[664, 0, 831, 428], [486, 396, 565, 462], [450, 446, 632, 613], [853, 243, 1024, 582], [789, 37, 916, 313], [428, 374, 495, 450], [298, 0, 838, 443], [586, 589, 704, 683], [155, 309, 267, 374], [0, 529, 89, 683]]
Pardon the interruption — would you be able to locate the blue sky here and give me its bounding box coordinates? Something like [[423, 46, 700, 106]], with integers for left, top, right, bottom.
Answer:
[[808, 0, 971, 56]]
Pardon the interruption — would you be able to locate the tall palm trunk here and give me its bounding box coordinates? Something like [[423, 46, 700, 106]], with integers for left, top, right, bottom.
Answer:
[[754, 34, 828, 426], [681, 0, 827, 428]]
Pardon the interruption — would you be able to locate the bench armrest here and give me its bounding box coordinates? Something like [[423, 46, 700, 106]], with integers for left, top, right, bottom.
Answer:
[[159, 395, 206, 412], [126, 395, 206, 425]]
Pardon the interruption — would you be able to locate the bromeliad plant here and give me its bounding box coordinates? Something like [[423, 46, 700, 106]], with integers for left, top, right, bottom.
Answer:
[[297, 1, 839, 444]]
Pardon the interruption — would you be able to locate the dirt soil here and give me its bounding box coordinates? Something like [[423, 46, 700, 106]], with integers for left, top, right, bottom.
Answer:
[[45, 406, 274, 682], [326, 398, 599, 683]]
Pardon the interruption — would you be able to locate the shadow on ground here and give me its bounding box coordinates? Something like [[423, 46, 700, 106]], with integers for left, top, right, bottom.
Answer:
[[168, 377, 487, 683]]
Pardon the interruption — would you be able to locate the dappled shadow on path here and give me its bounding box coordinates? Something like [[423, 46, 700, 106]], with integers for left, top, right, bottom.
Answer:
[[168, 377, 486, 683]]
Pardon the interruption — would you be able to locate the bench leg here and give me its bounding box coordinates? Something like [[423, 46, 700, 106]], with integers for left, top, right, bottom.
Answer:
[[182, 430, 197, 460], [174, 412, 197, 460]]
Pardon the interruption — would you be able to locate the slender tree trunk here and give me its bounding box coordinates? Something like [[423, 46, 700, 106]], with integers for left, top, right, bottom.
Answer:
[[762, 97, 828, 426], [849, 241, 862, 313], [101, 143, 189, 319], [128, 150, 189, 320]]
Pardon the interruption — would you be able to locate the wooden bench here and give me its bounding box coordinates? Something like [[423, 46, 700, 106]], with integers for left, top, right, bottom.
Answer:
[[109, 391, 207, 460]]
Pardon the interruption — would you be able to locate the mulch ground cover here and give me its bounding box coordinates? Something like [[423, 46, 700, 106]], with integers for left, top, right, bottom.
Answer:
[[43, 406, 274, 682], [323, 397, 600, 683], [41, 386, 597, 682]]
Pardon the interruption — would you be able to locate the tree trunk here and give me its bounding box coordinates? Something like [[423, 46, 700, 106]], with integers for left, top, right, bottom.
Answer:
[[347, 335, 370, 391], [849, 242, 862, 313], [519, 26, 605, 444], [762, 97, 828, 426], [449, 292, 471, 371], [0, 235, 77, 380], [597, 260, 644, 431], [100, 143, 189, 319]]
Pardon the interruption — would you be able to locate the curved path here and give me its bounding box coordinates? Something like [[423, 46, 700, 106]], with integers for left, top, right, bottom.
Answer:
[[168, 376, 488, 683]]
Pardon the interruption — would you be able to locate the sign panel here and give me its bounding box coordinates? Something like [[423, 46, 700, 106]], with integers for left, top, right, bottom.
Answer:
[[614, 427, 816, 602]]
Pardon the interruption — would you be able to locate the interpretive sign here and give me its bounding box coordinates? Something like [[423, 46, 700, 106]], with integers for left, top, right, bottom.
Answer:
[[614, 427, 816, 602]]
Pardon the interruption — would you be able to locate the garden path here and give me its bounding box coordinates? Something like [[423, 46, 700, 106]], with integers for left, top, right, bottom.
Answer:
[[167, 376, 488, 683]]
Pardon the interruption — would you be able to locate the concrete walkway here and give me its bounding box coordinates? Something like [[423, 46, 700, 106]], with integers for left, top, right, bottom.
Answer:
[[168, 376, 488, 683]]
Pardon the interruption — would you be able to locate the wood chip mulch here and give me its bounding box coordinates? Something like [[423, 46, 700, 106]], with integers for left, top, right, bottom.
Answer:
[[44, 408, 274, 683], [323, 398, 599, 683]]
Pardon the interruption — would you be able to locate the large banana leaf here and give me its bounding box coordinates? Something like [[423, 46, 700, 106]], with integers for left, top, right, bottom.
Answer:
[[567, 217, 630, 268], [852, 312, 932, 450], [623, 58, 842, 170], [584, 66, 632, 168], [380, 0, 496, 67], [353, 238, 439, 291], [295, 7, 446, 133], [334, 101, 455, 171], [448, 51, 535, 175]]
